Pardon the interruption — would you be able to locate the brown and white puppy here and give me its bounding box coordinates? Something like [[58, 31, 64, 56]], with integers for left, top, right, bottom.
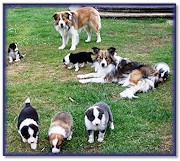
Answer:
[[53, 7, 101, 50], [48, 112, 73, 153], [123, 64, 159, 87], [77, 47, 116, 83]]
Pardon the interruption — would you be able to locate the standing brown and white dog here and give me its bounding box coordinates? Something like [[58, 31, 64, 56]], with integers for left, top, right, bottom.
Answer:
[[53, 7, 101, 50], [48, 112, 73, 153]]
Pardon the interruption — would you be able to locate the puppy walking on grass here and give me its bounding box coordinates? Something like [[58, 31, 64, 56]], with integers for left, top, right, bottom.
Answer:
[[85, 102, 114, 143]]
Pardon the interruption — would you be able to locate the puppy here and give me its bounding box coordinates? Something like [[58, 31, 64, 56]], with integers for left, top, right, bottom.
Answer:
[[154, 62, 170, 84], [85, 102, 114, 143], [17, 98, 39, 150], [8, 43, 24, 63], [48, 112, 73, 153], [63, 52, 93, 71], [120, 78, 154, 99], [123, 64, 159, 87], [53, 7, 101, 50], [77, 47, 116, 83]]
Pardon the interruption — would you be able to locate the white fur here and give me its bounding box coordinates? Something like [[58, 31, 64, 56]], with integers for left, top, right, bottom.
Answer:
[[48, 126, 66, 138], [18, 118, 38, 149], [120, 78, 155, 99], [52, 137, 60, 153], [25, 97, 30, 104], [77, 63, 115, 83]]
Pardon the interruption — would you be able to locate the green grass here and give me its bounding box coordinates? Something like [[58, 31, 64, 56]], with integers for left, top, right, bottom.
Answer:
[[5, 6, 175, 155]]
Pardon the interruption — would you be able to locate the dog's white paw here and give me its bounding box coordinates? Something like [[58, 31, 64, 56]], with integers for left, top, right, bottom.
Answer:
[[97, 137, 104, 142], [77, 75, 85, 79], [88, 138, 94, 144], [58, 45, 65, 50], [70, 46, 76, 51], [15, 59, 20, 62], [110, 122, 114, 130], [79, 79, 89, 84], [85, 39, 91, 43], [75, 68, 79, 72], [31, 143, 37, 150]]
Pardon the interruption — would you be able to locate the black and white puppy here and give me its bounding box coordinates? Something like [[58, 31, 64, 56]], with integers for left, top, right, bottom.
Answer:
[[63, 52, 93, 71], [8, 43, 24, 63], [17, 98, 39, 150], [154, 62, 170, 84], [85, 102, 114, 143]]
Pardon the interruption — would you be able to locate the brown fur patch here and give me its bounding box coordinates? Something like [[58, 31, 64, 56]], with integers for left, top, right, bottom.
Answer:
[[49, 133, 64, 148], [96, 50, 114, 65], [129, 69, 143, 85]]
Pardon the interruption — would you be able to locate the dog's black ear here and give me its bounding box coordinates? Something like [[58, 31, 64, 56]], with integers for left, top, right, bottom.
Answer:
[[92, 47, 100, 55], [85, 108, 93, 117], [108, 47, 116, 56], [52, 13, 59, 20]]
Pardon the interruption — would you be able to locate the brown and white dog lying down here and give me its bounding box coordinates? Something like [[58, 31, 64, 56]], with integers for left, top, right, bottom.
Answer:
[[77, 47, 117, 83], [53, 7, 101, 50], [119, 64, 160, 99], [48, 112, 73, 153]]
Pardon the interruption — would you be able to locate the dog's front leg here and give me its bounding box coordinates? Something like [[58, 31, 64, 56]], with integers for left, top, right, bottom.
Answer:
[[74, 63, 79, 72], [77, 73, 99, 79], [88, 130, 94, 143], [97, 130, 106, 142], [70, 30, 79, 50], [59, 34, 67, 50], [79, 77, 105, 84], [15, 54, 20, 62], [8, 56, 13, 63]]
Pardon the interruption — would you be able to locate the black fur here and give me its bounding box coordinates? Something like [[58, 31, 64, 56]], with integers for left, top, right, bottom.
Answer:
[[17, 100, 39, 139], [65, 52, 93, 64], [85, 108, 95, 122]]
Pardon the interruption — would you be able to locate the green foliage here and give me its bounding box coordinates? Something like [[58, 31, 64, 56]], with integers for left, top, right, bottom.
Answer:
[[5, 6, 174, 155]]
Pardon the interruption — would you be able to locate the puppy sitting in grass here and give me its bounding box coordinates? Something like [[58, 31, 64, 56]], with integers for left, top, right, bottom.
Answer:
[[63, 52, 94, 71]]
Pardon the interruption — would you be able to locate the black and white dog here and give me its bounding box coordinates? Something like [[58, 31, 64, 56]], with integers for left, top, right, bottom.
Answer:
[[63, 52, 93, 71], [85, 102, 114, 143], [17, 98, 39, 150], [8, 43, 24, 63], [154, 62, 170, 84]]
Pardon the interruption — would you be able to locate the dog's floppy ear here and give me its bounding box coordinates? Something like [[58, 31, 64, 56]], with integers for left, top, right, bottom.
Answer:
[[52, 13, 59, 20], [85, 108, 93, 117], [92, 47, 100, 55], [65, 11, 73, 20], [108, 47, 116, 56]]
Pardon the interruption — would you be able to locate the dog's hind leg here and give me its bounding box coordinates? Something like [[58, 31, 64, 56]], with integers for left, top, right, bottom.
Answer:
[[84, 26, 91, 42]]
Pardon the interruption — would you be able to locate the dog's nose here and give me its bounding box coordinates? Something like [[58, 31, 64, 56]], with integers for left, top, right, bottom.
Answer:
[[95, 123, 99, 126], [60, 23, 64, 28], [101, 63, 105, 67]]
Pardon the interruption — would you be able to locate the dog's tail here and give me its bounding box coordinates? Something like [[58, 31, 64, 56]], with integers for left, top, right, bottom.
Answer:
[[25, 98, 31, 106]]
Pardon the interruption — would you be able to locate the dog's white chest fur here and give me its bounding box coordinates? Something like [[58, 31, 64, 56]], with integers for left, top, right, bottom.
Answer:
[[85, 115, 106, 131]]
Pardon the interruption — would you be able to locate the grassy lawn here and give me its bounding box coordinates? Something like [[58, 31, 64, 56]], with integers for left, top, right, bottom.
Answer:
[[4, 5, 175, 155]]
